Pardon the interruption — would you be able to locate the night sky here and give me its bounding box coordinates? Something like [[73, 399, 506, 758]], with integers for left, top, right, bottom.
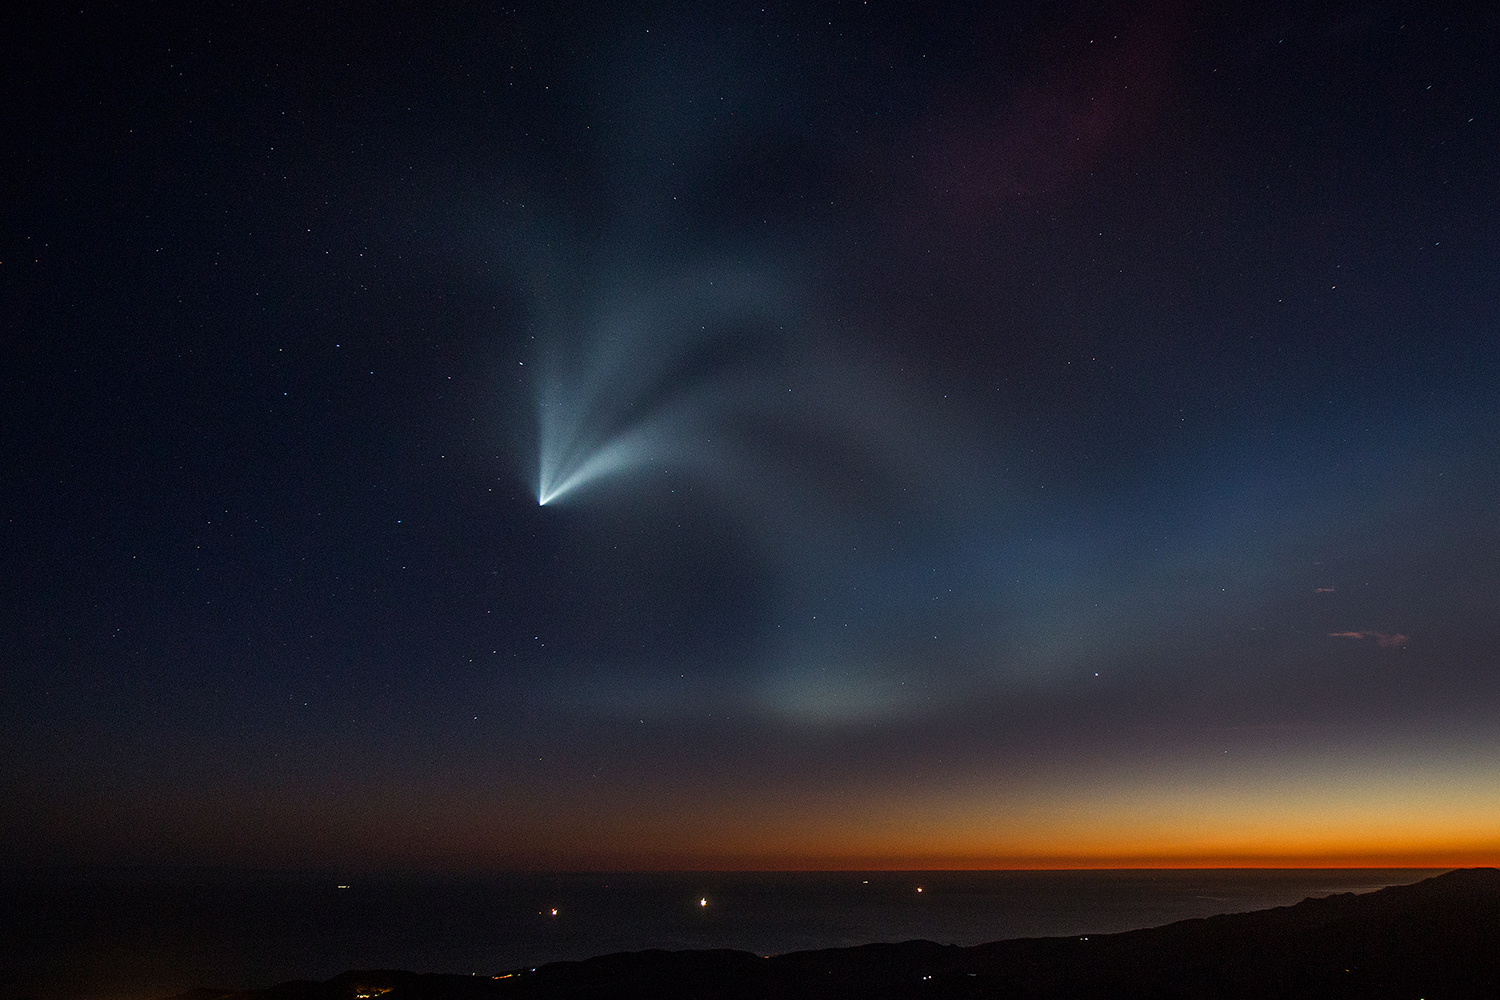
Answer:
[[5, 1, 1500, 872]]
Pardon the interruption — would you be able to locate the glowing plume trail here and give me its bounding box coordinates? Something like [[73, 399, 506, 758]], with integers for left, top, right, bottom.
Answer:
[[532, 266, 788, 508], [537, 430, 652, 505], [529, 262, 960, 564]]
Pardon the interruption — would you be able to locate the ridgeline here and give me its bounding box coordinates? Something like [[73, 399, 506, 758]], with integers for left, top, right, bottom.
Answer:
[[168, 867, 1500, 1000]]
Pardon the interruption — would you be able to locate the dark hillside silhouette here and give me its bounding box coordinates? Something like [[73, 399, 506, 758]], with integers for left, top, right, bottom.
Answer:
[[169, 868, 1500, 1000]]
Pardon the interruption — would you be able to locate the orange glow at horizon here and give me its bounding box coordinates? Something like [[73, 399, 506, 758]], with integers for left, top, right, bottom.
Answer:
[[63, 731, 1500, 874], [456, 743, 1500, 872]]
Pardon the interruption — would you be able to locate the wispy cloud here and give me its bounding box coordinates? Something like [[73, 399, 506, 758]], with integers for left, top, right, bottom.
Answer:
[[1330, 631, 1409, 647]]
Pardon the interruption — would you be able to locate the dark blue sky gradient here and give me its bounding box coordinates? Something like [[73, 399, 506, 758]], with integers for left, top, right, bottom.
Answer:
[[4, 0, 1499, 869]]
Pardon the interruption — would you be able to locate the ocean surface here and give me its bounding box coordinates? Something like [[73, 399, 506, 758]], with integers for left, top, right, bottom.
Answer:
[[0, 868, 1444, 1000]]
